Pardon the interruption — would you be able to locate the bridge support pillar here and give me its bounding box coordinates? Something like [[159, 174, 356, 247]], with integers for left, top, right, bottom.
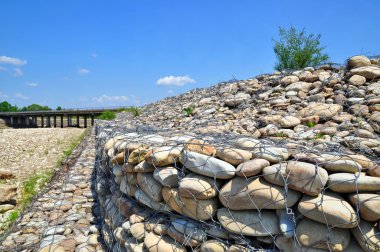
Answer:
[[46, 116, 51, 127], [10, 116, 13, 127], [68, 115, 71, 127], [91, 115, 94, 126], [32, 116, 37, 127], [76, 115, 80, 127], [26, 117, 29, 127], [53, 116, 57, 128], [60, 115, 64, 128], [17, 117, 21, 126], [41, 116, 44, 128], [84, 115, 87, 128]]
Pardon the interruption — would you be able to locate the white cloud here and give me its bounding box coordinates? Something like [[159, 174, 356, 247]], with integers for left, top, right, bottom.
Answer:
[[78, 68, 90, 75], [13, 68, 23, 77], [15, 92, 29, 100], [26, 82, 38, 87], [156, 75, 196, 86], [168, 89, 174, 94], [91, 53, 98, 58], [0, 66, 8, 72], [92, 95, 129, 103], [0, 56, 27, 66]]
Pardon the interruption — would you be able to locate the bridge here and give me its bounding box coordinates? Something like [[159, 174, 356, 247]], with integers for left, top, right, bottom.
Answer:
[[0, 108, 122, 128]]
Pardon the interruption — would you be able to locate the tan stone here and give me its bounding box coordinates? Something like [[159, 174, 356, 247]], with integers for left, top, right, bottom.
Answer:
[[185, 139, 216, 156], [167, 226, 201, 247], [348, 75, 366, 86], [280, 75, 299, 85], [162, 187, 218, 221], [262, 161, 328, 196], [128, 146, 151, 164], [296, 219, 350, 251], [297, 103, 343, 121], [217, 207, 280, 236], [137, 172, 163, 202], [352, 220, 380, 251], [145, 146, 182, 166], [350, 65, 380, 80], [0, 184, 17, 203], [348, 193, 380, 222], [219, 177, 300, 210], [144, 233, 186, 252], [216, 147, 252, 166], [179, 173, 221, 199], [347, 55, 371, 69], [298, 192, 358, 228], [236, 158, 270, 177], [200, 240, 228, 252], [328, 173, 380, 193]]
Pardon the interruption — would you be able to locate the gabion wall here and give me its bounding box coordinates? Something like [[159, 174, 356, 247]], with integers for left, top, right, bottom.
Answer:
[[94, 125, 380, 252]]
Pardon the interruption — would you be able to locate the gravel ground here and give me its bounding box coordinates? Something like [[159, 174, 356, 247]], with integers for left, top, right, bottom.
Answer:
[[0, 128, 85, 183]]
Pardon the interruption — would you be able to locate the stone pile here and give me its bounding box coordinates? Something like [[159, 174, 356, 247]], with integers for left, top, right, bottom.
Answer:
[[95, 126, 380, 252], [123, 55, 380, 158], [0, 170, 17, 233]]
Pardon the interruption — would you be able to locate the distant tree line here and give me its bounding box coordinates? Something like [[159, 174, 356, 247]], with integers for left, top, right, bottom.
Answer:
[[0, 101, 62, 112]]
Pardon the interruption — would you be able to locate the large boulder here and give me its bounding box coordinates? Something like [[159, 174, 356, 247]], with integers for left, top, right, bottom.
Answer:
[[217, 208, 280, 236], [297, 103, 343, 121], [347, 55, 371, 69], [298, 192, 358, 228], [350, 65, 380, 80], [219, 177, 300, 210], [0, 185, 17, 203]]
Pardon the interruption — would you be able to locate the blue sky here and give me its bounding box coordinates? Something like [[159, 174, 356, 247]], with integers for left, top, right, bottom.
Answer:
[[1, 0, 379, 109]]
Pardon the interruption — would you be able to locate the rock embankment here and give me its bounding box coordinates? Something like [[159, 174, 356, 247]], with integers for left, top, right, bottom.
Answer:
[[95, 55, 380, 251], [0, 128, 85, 234], [95, 125, 380, 251], [0, 129, 105, 251]]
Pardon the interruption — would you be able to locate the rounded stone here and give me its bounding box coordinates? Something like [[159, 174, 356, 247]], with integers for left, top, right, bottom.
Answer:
[[252, 146, 289, 163], [162, 187, 218, 221], [130, 222, 146, 240], [324, 159, 362, 173], [327, 173, 380, 193], [236, 158, 270, 177], [298, 192, 358, 228], [348, 75, 366, 86], [144, 232, 186, 252], [352, 220, 380, 251], [180, 150, 236, 179], [172, 219, 206, 242], [167, 226, 201, 247], [185, 139, 216, 156], [137, 172, 163, 202], [348, 193, 380, 222], [178, 173, 221, 199], [262, 161, 328, 196], [153, 166, 179, 187], [145, 146, 182, 166], [219, 177, 301, 210], [217, 207, 280, 236], [216, 147, 253, 166], [296, 218, 350, 251], [347, 55, 371, 69], [200, 240, 228, 252]]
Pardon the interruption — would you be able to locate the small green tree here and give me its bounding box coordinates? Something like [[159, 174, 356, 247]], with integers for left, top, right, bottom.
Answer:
[[98, 111, 116, 120], [56, 106, 62, 110], [273, 26, 329, 71]]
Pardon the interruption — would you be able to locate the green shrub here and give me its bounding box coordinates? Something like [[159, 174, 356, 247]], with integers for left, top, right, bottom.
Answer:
[[273, 26, 329, 70], [183, 106, 195, 117], [98, 111, 116, 120], [305, 121, 317, 128]]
